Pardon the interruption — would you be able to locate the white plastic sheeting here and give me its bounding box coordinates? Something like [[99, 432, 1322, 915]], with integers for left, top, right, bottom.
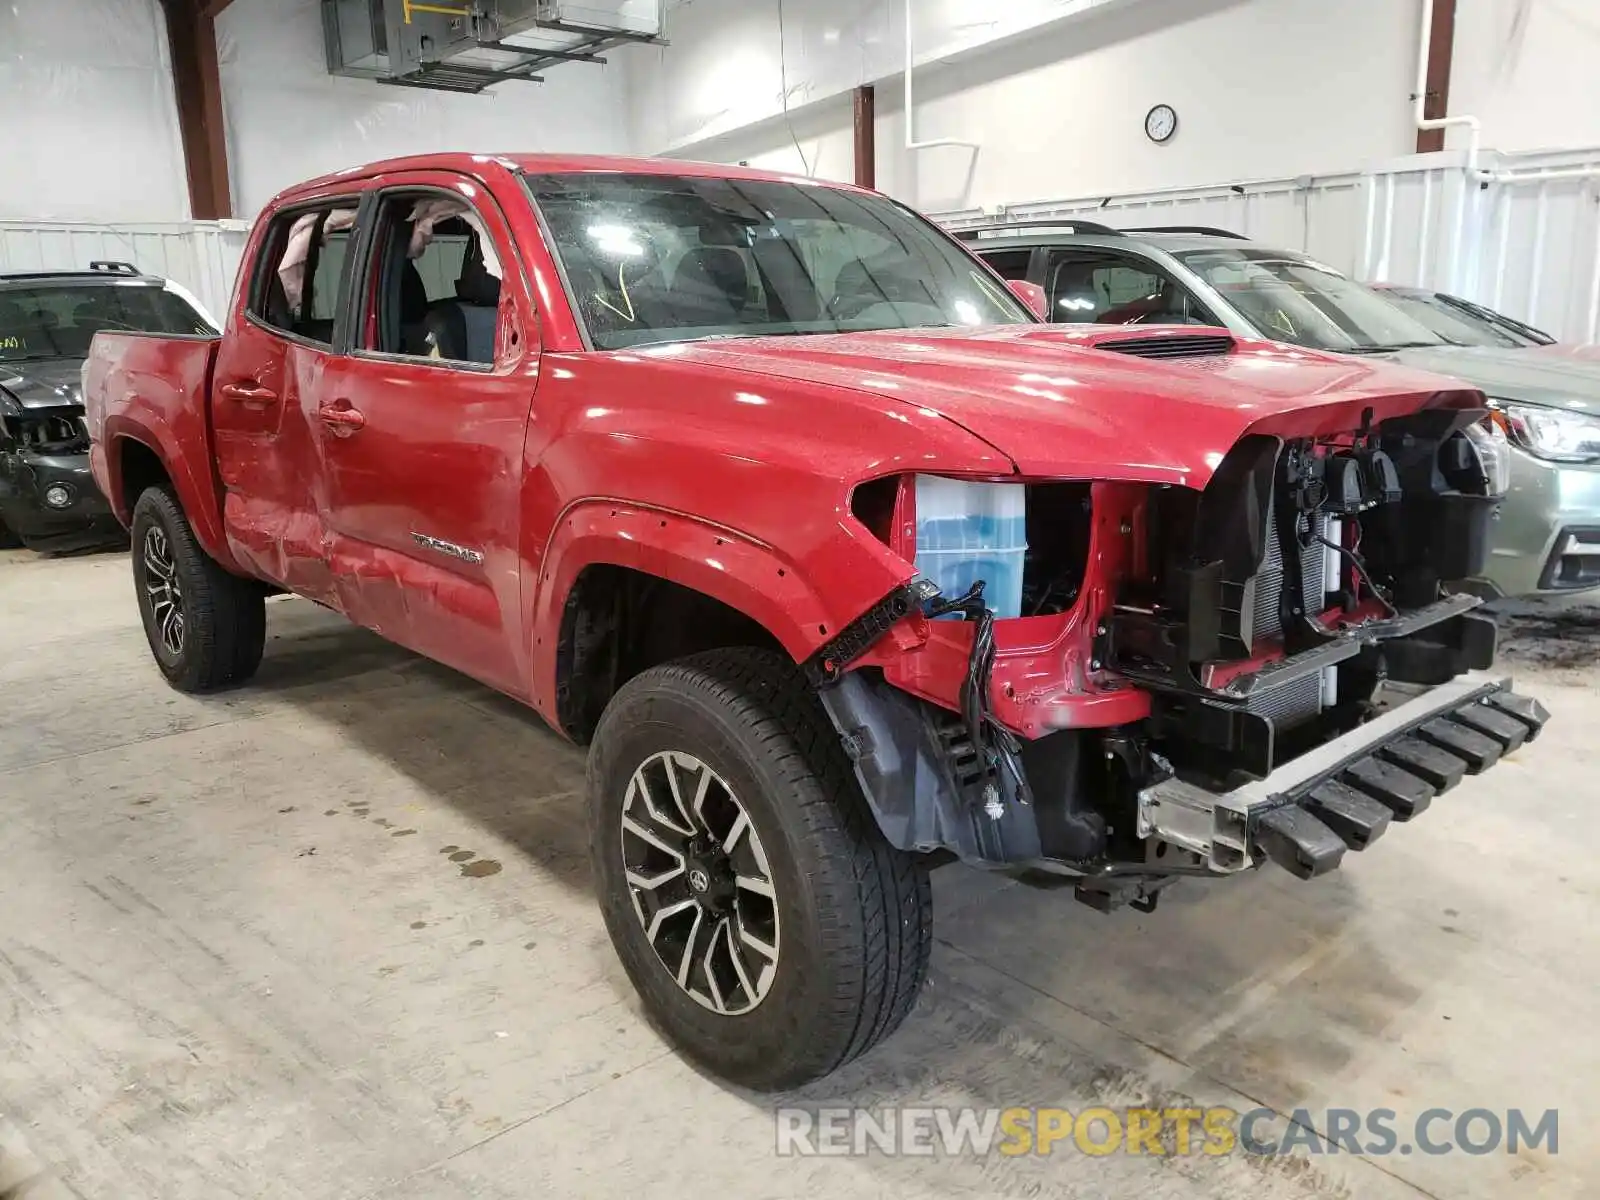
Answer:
[[216, 0, 631, 218], [0, 0, 189, 222], [1450, 0, 1600, 154]]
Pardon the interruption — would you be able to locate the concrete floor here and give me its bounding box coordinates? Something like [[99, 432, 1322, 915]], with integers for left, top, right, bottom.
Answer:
[[2, 547, 1597, 1200]]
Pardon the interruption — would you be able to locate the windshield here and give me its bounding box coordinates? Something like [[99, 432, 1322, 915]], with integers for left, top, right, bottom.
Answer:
[[526, 172, 1031, 349], [1175, 249, 1447, 352], [0, 282, 215, 362], [1380, 289, 1543, 348]]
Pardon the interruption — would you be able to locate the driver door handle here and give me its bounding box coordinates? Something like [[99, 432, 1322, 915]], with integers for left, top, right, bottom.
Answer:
[[318, 402, 366, 436], [219, 380, 278, 406]]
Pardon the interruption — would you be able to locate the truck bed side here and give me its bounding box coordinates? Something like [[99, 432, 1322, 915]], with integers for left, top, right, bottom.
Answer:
[[84, 331, 241, 573]]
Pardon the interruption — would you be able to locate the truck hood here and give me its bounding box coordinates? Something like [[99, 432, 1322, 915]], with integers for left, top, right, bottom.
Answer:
[[0, 357, 85, 412], [1388, 344, 1600, 413], [653, 326, 1479, 486]]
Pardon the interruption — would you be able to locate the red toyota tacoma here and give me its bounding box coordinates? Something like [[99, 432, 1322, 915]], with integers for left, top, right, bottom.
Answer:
[[84, 154, 1546, 1090]]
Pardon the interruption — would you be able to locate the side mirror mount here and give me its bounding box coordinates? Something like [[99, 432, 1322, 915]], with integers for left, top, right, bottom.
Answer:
[[1007, 279, 1049, 320]]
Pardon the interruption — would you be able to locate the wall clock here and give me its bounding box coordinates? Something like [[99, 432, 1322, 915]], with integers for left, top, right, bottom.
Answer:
[[1145, 104, 1178, 144]]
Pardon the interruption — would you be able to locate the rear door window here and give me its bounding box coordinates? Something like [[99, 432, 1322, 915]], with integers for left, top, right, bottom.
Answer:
[[248, 202, 360, 346]]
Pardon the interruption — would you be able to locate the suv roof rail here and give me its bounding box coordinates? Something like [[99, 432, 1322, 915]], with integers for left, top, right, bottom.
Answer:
[[89, 260, 142, 276], [1121, 225, 1249, 239], [951, 219, 1124, 241]]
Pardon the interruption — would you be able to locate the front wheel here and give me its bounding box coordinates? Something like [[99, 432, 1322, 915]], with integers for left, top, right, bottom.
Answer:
[[588, 647, 933, 1091], [130, 486, 266, 693]]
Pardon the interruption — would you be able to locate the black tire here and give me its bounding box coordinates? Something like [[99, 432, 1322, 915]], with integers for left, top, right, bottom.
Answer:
[[588, 647, 932, 1091], [130, 486, 266, 692], [0, 517, 21, 550]]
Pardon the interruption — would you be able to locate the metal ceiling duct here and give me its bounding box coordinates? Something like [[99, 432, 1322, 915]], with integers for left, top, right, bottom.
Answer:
[[322, 0, 664, 93]]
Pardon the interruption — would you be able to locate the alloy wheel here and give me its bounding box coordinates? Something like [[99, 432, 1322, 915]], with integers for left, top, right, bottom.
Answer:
[[143, 525, 185, 657], [620, 750, 780, 1014]]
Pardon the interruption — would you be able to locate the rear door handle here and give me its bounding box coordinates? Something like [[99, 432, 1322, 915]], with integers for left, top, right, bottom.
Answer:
[[219, 380, 278, 405], [318, 403, 366, 436]]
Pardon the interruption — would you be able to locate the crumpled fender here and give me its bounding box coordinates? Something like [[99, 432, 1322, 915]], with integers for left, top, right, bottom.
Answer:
[[527, 497, 912, 719]]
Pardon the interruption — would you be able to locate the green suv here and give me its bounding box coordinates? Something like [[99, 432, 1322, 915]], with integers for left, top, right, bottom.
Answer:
[[964, 223, 1600, 596]]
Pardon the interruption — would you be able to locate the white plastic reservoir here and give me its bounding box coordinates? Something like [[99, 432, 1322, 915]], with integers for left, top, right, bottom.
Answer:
[[912, 475, 1028, 619]]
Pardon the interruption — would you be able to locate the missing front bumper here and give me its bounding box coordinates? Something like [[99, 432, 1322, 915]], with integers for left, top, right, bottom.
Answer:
[[1137, 672, 1549, 880]]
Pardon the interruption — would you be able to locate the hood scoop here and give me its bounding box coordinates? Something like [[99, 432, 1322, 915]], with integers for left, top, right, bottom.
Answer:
[[1091, 332, 1237, 361]]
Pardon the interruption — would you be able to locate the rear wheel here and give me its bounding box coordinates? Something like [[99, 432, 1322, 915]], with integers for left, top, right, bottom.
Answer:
[[588, 647, 932, 1091], [130, 486, 266, 692]]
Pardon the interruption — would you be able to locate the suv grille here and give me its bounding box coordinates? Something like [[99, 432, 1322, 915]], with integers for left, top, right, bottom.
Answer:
[[1096, 334, 1235, 360]]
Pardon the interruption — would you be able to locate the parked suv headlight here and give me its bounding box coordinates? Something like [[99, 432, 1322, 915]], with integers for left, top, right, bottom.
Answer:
[[1463, 417, 1511, 496], [1490, 401, 1600, 464]]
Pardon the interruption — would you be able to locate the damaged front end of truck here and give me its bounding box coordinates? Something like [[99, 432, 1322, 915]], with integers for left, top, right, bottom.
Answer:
[[813, 352, 1549, 912]]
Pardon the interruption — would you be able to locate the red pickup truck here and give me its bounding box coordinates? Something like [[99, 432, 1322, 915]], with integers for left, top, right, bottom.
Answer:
[[84, 154, 1547, 1090]]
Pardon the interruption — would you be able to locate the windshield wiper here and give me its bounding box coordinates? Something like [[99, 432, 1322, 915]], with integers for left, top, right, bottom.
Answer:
[[1340, 340, 1446, 354], [624, 329, 820, 349]]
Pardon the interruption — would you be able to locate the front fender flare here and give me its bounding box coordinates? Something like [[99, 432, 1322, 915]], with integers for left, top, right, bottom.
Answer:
[[528, 499, 891, 718]]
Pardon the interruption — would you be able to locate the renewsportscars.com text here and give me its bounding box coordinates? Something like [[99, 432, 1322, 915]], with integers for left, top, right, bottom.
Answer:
[[775, 1105, 1559, 1159]]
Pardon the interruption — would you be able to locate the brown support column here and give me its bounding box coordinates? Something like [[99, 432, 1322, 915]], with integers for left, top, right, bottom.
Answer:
[[163, 0, 234, 219], [853, 84, 876, 189], [1415, 0, 1458, 154]]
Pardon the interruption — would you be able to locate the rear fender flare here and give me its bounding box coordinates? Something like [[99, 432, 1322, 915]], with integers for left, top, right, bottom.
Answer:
[[529, 500, 836, 718], [103, 413, 238, 571]]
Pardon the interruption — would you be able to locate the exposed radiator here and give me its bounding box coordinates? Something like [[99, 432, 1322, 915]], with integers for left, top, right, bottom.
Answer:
[[1253, 498, 1329, 643], [1245, 673, 1326, 725]]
